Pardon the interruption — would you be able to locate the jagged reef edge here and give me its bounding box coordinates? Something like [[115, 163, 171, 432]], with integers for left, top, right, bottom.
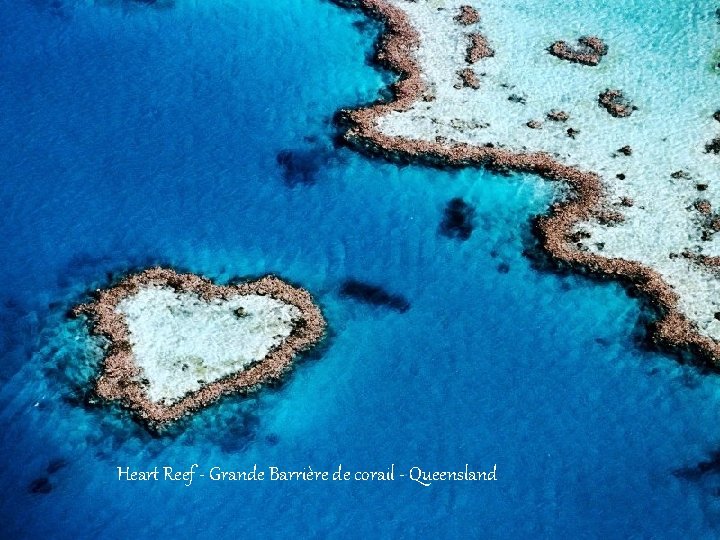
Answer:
[[336, 0, 720, 364]]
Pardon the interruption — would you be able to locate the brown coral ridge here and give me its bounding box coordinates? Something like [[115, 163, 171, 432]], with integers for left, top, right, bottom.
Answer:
[[549, 36, 608, 66], [454, 5, 480, 26], [599, 89, 637, 118], [72, 268, 326, 426], [336, 0, 720, 365]]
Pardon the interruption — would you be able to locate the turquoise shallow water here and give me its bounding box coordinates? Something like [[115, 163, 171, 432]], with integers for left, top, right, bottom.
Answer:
[[2, 0, 720, 538]]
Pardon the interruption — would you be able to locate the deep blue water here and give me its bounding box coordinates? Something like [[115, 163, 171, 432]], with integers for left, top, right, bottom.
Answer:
[[2, 0, 720, 538]]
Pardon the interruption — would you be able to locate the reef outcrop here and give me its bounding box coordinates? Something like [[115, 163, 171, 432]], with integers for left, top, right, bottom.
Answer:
[[73, 268, 325, 425], [458, 68, 481, 89], [598, 89, 637, 118], [454, 5, 480, 26], [549, 36, 608, 66], [466, 33, 494, 63]]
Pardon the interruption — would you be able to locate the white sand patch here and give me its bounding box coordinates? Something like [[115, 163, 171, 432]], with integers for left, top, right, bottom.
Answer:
[[116, 285, 300, 404]]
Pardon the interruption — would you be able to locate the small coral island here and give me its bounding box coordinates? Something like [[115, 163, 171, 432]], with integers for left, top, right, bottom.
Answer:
[[73, 268, 325, 425]]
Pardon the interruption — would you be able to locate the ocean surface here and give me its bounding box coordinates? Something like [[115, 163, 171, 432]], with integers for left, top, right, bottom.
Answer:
[[2, 0, 720, 538]]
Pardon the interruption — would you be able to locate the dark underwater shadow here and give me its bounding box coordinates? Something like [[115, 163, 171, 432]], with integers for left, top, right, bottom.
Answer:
[[276, 134, 349, 188], [93, 0, 175, 12], [26, 0, 72, 19], [673, 448, 720, 526], [439, 197, 476, 241], [0, 297, 41, 386], [27, 0, 175, 18], [339, 279, 410, 313]]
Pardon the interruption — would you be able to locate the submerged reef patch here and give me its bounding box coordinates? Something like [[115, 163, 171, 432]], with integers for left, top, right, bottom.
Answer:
[[674, 450, 720, 481], [340, 279, 410, 312], [276, 145, 340, 186], [440, 197, 476, 240], [94, 0, 176, 10], [28, 477, 52, 495]]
